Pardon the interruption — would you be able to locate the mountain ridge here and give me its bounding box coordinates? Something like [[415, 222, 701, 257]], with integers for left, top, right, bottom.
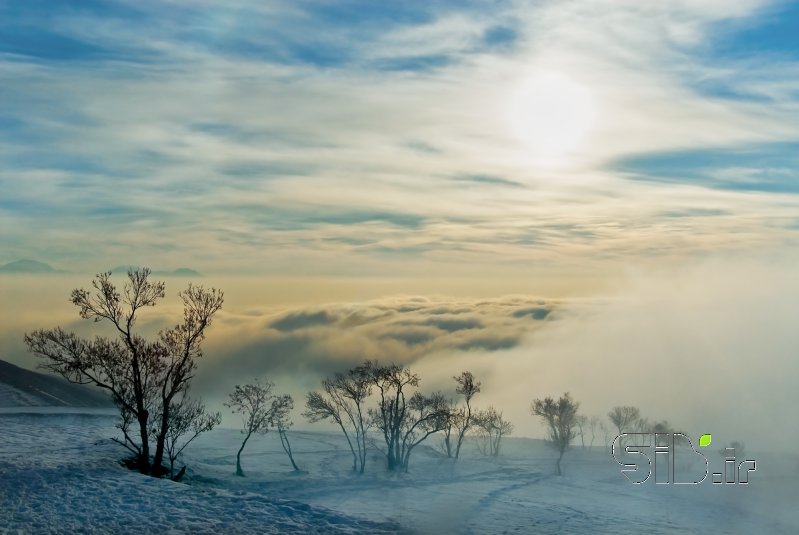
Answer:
[[0, 359, 113, 408], [0, 259, 62, 273], [0, 259, 201, 277], [109, 265, 201, 277]]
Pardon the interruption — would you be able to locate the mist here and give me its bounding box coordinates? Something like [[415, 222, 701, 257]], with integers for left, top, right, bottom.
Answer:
[[2, 253, 796, 454], [449, 253, 799, 453]]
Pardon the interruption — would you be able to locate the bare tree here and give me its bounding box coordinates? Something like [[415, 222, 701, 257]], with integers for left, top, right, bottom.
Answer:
[[575, 415, 588, 449], [24, 268, 223, 476], [532, 392, 579, 475], [633, 416, 650, 434], [440, 401, 463, 458], [403, 392, 451, 471], [719, 440, 746, 458], [226, 380, 275, 477], [608, 406, 641, 436], [151, 283, 224, 474], [648, 419, 676, 476], [270, 394, 300, 471], [473, 406, 513, 457], [588, 416, 600, 449], [650, 420, 678, 436], [453, 371, 480, 459], [367, 362, 450, 472], [599, 420, 610, 451], [163, 396, 221, 479], [304, 363, 372, 473]]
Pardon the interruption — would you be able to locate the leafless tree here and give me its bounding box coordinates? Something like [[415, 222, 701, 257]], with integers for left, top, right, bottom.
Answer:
[[304, 363, 372, 473], [634, 416, 651, 434], [226, 380, 275, 477], [473, 406, 513, 457], [599, 420, 611, 451], [453, 371, 480, 459], [270, 394, 300, 471], [575, 415, 588, 449], [719, 440, 746, 458], [608, 406, 641, 436], [162, 396, 221, 479], [588, 416, 600, 449], [649, 419, 682, 437], [367, 362, 451, 472], [532, 392, 579, 475], [440, 401, 463, 458], [24, 268, 223, 476], [151, 283, 223, 474]]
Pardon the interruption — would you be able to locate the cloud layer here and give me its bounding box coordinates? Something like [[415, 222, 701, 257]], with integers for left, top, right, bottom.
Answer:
[[1, 1, 798, 275], [194, 293, 560, 398]]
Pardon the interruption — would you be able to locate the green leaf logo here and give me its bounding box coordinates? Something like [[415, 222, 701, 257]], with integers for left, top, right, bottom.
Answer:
[[699, 434, 712, 447]]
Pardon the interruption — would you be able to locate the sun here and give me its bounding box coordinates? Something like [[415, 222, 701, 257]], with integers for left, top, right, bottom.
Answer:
[[508, 71, 596, 166]]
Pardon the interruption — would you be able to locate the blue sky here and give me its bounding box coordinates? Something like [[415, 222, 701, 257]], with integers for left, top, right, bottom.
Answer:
[[1, 0, 799, 276]]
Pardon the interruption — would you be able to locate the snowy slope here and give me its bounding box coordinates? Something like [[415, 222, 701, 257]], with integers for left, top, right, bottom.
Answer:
[[1, 410, 797, 534], [0, 412, 402, 534], [0, 359, 111, 408], [0, 381, 46, 407]]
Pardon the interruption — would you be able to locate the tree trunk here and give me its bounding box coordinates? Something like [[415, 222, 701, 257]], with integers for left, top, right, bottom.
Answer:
[[279, 429, 300, 471], [455, 403, 471, 460], [354, 404, 367, 474], [236, 432, 252, 477], [337, 422, 358, 472], [236, 452, 244, 477], [288, 454, 299, 471], [358, 432, 367, 474], [130, 341, 150, 474], [152, 444, 165, 475], [137, 411, 150, 472], [152, 411, 169, 475], [387, 446, 402, 471], [492, 432, 501, 457], [556, 450, 564, 476]]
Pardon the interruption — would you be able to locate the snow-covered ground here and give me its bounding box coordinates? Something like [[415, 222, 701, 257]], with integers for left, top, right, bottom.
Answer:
[[1, 410, 797, 534]]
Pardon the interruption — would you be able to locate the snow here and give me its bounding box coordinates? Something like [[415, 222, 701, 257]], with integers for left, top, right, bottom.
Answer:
[[0, 412, 400, 534], [0, 359, 112, 409], [0, 382, 48, 408], [1, 410, 797, 534]]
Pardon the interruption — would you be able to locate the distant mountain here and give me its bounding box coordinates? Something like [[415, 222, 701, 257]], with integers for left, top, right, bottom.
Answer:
[[0, 359, 112, 408], [0, 259, 60, 273], [0, 261, 201, 276], [169, 267, 201, 276], [110, 265, 201, 277]]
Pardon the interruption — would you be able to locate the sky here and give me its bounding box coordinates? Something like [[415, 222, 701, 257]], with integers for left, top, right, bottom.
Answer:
[[1, 0, 798, 277], [2, 1, 799, 447]]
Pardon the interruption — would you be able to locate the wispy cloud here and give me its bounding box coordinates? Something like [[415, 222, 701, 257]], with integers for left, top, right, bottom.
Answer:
[[1, 0, 798, 275]]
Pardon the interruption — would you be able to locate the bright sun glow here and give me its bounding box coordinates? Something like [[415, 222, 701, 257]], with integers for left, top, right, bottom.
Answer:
[[508, 72, 596, 166]]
